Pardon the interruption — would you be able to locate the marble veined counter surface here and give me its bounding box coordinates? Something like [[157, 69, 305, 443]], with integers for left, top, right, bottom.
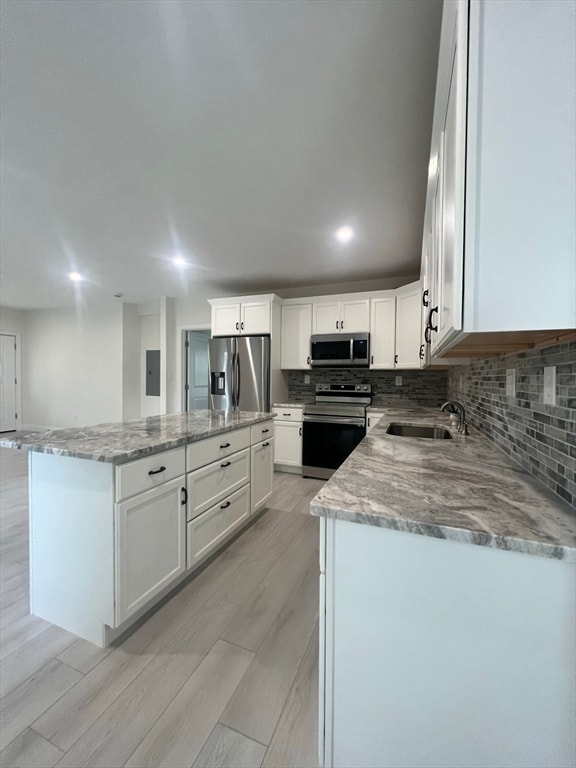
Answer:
[[310, 407, 576, 561], [0, 410, 273, 464]]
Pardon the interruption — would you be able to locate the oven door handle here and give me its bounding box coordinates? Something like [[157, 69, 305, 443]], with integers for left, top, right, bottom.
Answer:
[[303, 415, 366, 427]]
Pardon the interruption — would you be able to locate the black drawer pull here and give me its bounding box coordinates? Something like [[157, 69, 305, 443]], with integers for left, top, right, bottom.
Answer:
[[283, 413, 291, 416], [220, 461, 231, 468], [262, 442, 270, 447], [262, 428, 270, 433], [219, 442, 231, 448], [148, 466, 166, 476], [220, 500, 231, 509]]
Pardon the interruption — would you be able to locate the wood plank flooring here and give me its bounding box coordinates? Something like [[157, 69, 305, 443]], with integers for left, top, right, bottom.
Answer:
[[0, 448, 323, 768]]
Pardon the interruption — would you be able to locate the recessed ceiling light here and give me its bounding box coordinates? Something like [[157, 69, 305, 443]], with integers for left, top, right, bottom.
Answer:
[[335, 226, 354, 244], [68, 272, 83, 282], [172, 253, 187, 268]]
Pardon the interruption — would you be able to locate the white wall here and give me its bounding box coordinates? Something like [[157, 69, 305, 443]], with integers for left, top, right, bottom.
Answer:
[[23, 304, 124, 429], [0, 306, 25, 334], [121, 303, 141, 421]]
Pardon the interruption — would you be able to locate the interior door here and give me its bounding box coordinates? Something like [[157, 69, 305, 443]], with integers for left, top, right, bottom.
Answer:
[[0, 334, 17, 432], [185, 330, 210, 410]]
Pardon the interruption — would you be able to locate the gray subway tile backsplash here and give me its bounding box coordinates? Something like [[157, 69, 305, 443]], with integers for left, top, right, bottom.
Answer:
[[448, 340, 576, 509]]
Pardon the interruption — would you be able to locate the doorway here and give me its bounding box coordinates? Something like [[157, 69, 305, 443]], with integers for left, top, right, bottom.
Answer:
[[184, 330, 211, 410], [0, 334, 17, 432]]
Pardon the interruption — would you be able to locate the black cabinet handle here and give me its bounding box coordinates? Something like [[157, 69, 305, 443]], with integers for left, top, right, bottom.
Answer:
[[220, 461, 231, 468], [220, 500, 231, 509], [219, 442, 231, 448], [241, 322, 244, 330], [341, 321, 344, 330], [283, 413, 291, 416], [262, 428, 270, 433], [235, 322, 239, 330], [181, 487, 188, 506], [299, 426, 302, 436], [427, 307, 438, 333], [306, 356, 310, 365], [148, 466, 166, 476], [336, 320, 339, 330], [371, 355, 374, 365], [262, 441, 270, 447], [394, 354, 398, 364], [424, 326, 432, 344], [419, 344, 425, 360], [422, 289, 429, 308]]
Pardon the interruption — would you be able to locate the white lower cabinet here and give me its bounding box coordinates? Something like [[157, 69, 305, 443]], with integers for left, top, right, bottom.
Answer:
[[115, 476, 186, 625], [251, 437, 274, 513], [186, 484, 250, 570], [274, 422, 302, 466]]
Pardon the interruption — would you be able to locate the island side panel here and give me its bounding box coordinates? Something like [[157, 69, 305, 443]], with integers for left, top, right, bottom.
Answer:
[[326, 518, 576, 768], [29, 452, 115, 646]]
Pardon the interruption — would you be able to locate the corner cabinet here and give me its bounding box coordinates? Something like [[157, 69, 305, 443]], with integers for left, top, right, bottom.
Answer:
[[423, 0, 576, 358]]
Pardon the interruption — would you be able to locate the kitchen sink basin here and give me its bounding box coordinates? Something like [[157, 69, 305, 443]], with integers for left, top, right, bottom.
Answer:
[[385, 423, 453, 440]]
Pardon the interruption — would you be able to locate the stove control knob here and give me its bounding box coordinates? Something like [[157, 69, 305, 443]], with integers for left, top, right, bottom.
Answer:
[[363, 385, 368, 391]]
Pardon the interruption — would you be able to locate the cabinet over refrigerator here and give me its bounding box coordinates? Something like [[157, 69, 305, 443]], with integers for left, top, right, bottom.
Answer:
[[208, 335, 271, 412]]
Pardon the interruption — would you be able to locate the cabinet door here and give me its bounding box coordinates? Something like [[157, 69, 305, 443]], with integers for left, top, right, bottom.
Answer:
[[115, 477, 185, 625], [395, 287, 422, 369], [241, 301, 271, 335], [434, 4, 466, 352], [370, 297, 396, 369], [274, 422, 302, 466], [212, 304, 241, 336], [281, 304, 312, 369], [251, 438, 274, 513], [313, 302, 340, 334], [186, 485, 250, 570], [340, 300, 370, 333]]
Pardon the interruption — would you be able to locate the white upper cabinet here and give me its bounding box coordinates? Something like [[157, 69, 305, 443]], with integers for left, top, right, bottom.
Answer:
[[281, 304, 312, 369], [209, 295, 278, 337], [369, 296, 396, 369], [313, 299, 370, 334], [395, 283, 422, 369], [424, 0, 575, 357]]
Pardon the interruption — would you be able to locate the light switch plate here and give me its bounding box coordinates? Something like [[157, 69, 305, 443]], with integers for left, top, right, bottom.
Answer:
[[395, 375, 402, 386], [506, 369, 516, 398], [543, 366, 556, 405]]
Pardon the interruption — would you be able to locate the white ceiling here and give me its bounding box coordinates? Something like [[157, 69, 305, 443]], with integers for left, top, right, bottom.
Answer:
[[0, 0, 442, 310]]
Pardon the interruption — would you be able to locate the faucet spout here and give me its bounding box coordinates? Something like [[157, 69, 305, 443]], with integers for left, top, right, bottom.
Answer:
[[440, 401, 468, 435]]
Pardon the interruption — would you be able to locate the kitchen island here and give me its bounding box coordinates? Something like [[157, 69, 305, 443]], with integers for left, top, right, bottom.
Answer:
[[312, 407, 576, 768], [1, 410, 275, 646]]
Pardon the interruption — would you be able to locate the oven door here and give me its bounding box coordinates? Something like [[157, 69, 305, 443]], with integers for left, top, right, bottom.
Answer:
[[302, 415, 366, 480]]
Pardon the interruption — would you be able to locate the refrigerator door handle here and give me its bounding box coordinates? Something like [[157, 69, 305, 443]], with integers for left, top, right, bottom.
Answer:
[[235, 350, 241, 410]]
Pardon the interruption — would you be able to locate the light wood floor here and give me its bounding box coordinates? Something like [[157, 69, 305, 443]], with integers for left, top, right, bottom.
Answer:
[[0, 447, 324, 768]]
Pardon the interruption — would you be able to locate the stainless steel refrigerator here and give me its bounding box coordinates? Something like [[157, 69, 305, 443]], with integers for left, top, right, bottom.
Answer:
[[208, 336, 270, 412]]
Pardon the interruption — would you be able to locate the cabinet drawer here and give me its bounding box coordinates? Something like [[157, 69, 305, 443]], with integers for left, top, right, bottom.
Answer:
[[272, 407, 303, 423], [250, 421, 274, 445], [186, 448, 249, 521], [115, 447, 185, 502], [186, 427, 250, 472], [186, 484, 250, 570]]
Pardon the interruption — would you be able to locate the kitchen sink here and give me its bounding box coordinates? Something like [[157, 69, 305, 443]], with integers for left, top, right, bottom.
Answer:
[[385, 423, 453, 440]]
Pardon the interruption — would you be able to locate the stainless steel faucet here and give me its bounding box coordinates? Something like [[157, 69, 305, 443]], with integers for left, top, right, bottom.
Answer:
[[441, 401, 469, 435]]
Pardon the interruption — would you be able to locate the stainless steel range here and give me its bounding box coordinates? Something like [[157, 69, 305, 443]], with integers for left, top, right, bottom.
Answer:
[[302, 383, 372, 480]]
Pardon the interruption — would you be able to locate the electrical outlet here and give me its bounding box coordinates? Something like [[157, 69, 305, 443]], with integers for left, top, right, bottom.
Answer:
[[304, 374, 310, 384], [543, 366, 556, 405], [395, 375, 402, 386], [506, 369, 516, 397]]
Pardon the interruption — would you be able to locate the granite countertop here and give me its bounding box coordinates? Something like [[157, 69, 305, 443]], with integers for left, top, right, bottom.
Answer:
[[310, 406, 576, 561], [273, 402, 310, 408], [0, 410, 274, 464]]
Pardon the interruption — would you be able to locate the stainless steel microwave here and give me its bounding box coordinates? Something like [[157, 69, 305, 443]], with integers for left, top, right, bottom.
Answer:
[[310, 333, 370, 368]]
